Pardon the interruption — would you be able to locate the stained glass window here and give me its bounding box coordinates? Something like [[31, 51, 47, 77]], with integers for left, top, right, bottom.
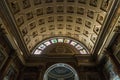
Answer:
[[32, 37, 89, 55]]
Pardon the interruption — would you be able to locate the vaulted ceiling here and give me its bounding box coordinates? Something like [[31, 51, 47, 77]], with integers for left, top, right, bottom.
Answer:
[[0, 0, 120, 63]]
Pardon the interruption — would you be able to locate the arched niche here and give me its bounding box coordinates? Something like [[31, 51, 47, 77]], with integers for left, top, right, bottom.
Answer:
[[43, 63, 79, 80]]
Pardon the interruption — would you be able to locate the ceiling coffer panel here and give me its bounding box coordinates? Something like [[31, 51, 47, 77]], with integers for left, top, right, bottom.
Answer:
[[6, 0, 113, 54]]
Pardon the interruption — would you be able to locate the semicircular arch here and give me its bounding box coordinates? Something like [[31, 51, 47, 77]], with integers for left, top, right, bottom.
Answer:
[[32, 37, 90, 55], [43, 63, 79, 80]]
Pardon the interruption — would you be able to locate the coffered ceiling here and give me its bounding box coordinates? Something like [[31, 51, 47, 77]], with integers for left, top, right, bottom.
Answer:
[[1, 0, 118, 56]]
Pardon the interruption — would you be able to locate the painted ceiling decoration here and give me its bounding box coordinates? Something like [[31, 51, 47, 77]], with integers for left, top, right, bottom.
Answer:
[[3, 0, 115, 56]]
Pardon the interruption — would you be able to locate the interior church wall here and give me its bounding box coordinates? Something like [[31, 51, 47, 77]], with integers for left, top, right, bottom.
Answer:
[[105, 32, 120, 79], [103, 57, 120, 80], [18, 67, 39, 80], [78, 66, 105, 80], [0, 29, 22, 80], [17, 62, 106, 80]]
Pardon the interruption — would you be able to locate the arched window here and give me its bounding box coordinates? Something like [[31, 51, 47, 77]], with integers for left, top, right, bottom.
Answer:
[[32, 37, 89, 55]]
